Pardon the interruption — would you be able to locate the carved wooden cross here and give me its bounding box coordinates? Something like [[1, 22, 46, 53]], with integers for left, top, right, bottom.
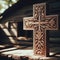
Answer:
[[23, 3, 58, 57]]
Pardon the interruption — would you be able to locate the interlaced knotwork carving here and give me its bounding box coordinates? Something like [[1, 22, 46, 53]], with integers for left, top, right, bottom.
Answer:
[[23, 3, 58, 57]]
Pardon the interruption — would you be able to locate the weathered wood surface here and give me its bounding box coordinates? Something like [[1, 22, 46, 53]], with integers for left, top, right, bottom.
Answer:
[[23, 3, 58, 57]]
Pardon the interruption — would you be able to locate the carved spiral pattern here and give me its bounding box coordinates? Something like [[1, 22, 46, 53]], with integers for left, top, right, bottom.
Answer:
[[34, 26, 46, 55], [23, 3, 58, 56], [33, 4, 58, 56]]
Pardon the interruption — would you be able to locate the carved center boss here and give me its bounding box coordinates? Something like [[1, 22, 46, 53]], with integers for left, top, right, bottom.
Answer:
[[23, 3, 58, 56]]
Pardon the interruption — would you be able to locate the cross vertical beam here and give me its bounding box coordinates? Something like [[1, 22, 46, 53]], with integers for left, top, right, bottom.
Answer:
[[23, 3, 58, 57]]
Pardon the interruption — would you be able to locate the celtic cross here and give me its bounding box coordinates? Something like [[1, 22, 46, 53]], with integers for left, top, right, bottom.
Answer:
[[23, 3, 58, 57]]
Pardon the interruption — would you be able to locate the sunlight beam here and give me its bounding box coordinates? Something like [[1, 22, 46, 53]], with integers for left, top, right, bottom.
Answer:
[[0, 24, 16, 44], [11, 29, 17, 37]]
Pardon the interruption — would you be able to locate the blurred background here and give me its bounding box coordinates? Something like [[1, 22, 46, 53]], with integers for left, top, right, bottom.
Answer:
[[0, 0, 18, 14]]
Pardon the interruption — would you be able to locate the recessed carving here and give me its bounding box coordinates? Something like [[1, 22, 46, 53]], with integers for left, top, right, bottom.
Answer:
[[23, 3, 58, 57]]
